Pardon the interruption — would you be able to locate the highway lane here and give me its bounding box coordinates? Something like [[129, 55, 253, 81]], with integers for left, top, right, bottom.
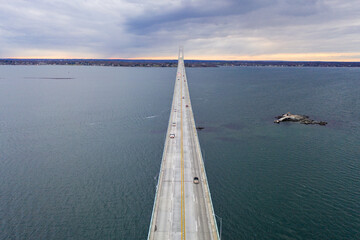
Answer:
[[148, 51, 219, 240]]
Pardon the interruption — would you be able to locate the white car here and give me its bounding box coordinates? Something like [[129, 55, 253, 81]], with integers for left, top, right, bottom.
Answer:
[[170, 134, 175, 139]]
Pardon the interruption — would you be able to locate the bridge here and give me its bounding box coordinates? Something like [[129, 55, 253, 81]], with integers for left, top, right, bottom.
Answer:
[[148, 48, 220, 240]]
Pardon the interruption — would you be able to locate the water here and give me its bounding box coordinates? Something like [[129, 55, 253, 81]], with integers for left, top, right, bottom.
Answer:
[[0, 65, 359, 239]]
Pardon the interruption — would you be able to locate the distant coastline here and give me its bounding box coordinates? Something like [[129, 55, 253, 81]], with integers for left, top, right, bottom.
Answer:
[[1, 59, 360, 67]]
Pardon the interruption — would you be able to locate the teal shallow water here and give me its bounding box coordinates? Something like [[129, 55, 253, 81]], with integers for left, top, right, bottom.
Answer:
[[0, 65, 359, 239]]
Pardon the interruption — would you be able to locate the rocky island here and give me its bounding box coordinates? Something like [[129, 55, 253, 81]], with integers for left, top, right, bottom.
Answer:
[[274, 112, 327, 126]]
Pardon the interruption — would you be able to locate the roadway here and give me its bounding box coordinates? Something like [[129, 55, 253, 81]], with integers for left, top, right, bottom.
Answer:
[[148, 49, 219, 240]]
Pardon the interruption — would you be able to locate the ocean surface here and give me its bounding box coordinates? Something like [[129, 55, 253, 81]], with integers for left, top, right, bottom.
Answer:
[[0, 65, 359, 239]]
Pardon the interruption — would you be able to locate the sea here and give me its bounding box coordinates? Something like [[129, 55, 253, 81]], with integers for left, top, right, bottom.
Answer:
[[0, 65, 359, 239]]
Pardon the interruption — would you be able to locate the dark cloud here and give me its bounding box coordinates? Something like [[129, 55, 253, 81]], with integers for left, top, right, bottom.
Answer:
[[125, 0, 270, 34]]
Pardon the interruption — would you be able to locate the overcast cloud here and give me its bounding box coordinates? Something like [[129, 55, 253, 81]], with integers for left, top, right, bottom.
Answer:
[[0, 0, 360, 60]]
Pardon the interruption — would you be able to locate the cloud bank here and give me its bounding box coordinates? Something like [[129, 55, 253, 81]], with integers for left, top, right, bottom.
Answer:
[[0, 0, 360, 60]]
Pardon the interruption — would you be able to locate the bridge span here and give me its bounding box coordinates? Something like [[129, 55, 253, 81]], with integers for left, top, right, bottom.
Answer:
[[148, 48, 220, 240]]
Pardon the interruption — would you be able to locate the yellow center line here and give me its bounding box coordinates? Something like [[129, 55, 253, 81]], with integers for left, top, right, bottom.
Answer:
[[180, 60, 186, 240]]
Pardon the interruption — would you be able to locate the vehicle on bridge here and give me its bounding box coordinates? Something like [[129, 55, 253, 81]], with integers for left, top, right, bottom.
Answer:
[[170, 134, 175, 139], [193, 177, 199, 184]]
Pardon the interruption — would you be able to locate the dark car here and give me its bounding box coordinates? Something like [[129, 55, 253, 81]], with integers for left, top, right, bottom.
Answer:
[[193, 177, 199, 184]]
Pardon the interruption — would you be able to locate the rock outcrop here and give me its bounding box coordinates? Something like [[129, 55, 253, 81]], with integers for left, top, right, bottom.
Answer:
[[274, 112, 327, 126]]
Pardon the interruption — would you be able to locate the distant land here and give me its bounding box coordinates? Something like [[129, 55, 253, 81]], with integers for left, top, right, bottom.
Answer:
[[1, 59, 360, 67]]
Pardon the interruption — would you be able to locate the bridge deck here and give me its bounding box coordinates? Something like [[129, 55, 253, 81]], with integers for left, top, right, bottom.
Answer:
[[148, 50, 219, 240]]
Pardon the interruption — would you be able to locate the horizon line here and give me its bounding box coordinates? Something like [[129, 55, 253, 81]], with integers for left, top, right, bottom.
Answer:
[[1, 57, 360, 63], [1, 51, 360, 62]]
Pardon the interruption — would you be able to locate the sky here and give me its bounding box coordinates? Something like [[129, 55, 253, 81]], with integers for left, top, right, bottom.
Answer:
[[1, 0, 360, 61]]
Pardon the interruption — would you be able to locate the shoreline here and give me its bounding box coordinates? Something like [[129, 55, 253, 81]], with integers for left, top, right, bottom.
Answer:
[[1, 59, 360, 68]]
